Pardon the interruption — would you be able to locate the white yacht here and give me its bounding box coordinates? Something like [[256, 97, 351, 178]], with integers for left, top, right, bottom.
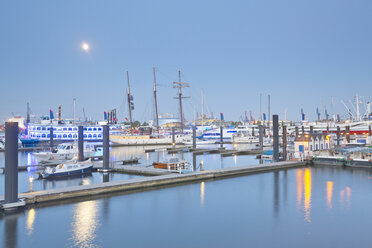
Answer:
[[33, 143, 96, 163]]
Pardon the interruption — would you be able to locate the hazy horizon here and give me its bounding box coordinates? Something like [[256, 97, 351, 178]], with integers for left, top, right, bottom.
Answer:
[[1, 0, 371, 123]]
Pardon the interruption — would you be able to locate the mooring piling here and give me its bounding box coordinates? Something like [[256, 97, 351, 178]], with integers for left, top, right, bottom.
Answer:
[[78, 126, 84, 161], [103, 125, 110, 170], [273, 115, 279, 162]]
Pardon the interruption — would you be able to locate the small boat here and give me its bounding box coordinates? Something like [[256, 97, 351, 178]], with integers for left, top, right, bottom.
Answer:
[[153, 157, 193, 173], [261, 150, 274, 160], [40, 158, 93, 179], [33, 143, 96, 163]]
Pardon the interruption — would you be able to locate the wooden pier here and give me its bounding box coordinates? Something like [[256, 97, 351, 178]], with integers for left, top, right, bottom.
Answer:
[[0, 160, 306, 207]]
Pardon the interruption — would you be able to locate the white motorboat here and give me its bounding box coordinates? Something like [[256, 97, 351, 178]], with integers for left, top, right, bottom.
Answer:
[[33, 143, 96, 163], [40, 158, 93, 179], [232, 133, 259, 144]]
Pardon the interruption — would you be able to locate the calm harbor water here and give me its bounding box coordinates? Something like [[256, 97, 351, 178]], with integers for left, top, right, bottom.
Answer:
[[1, 165, 372, 248], [0, 144, 261, 195]]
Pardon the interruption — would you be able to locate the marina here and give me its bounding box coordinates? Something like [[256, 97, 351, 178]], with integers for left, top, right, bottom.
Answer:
[[2, 0, 372, 247]]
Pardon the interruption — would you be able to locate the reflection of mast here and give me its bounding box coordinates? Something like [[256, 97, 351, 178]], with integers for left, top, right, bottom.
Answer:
[[173, 70, 190, 131], [126, 71, 133, 135], [153, 67, 159, 133]]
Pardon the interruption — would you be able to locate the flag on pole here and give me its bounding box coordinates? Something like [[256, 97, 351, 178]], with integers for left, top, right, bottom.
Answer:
[[220, 113, 224, 121], [49, 110, 54, 120]]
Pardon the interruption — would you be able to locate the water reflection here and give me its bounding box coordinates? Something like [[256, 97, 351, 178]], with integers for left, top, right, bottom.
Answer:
[[340, 186, 352, 209], [304, 168, 312, 223], [72, 200, 99, 248], [3, 213, 22, 248], [26, 208, 36, 236], [326, 181, 333, 209], [296, 170, 303, 209], [274, 172, 279, 218], [296, 168, 312, 223], [200, 182, 205, 207]]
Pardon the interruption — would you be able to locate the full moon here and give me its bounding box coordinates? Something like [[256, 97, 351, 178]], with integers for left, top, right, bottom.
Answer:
[[81, 42, 90, 52]]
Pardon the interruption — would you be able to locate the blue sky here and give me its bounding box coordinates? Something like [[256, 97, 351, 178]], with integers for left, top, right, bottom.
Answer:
[[1, 0, 371, 123]]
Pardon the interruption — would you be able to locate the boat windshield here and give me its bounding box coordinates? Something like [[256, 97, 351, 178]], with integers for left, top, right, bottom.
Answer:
[[167, 157, 180, 163]]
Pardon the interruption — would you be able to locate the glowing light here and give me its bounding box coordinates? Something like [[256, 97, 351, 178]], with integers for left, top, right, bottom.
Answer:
[[26, 208, 36, 236], [326, 181, 333, 209], [304, 168, 312, 223], [200, 181, 205, 207], [81, 42, 90, 52]]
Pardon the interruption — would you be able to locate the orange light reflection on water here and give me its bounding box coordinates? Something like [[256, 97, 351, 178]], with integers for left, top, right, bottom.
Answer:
[[304, 168, 312, 223], [326, 181, 334, 209], [297, 168, 312, 223]]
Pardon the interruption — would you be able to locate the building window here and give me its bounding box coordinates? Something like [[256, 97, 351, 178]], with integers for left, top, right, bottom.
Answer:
[[310, 145, 313, 151]]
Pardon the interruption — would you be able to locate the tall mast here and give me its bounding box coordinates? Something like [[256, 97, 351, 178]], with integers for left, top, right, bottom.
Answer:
[[73, 98, 76, 125], [268, 94, 271, 138], [259, 93, 262, 122], [173, 70, 190, 132], [201, 89, 204, 131], [127, 70, 133, 135], [178, 71, 183, 130], [153, 67, 159, 133], [356, 93, 360, 121]]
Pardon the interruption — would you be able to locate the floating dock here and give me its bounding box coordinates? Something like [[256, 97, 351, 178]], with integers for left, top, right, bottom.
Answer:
[[0, 160, 306, 207]]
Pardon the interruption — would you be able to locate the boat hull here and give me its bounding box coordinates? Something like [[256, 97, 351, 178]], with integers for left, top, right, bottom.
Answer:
[[41, 165, 93, 179]]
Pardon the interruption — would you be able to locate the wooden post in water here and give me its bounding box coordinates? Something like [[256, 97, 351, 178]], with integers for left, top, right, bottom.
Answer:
[[103, 125, 110, 170], [295, 126, 299, 136], [273, 115, 279, 162], [336, 126, 340, 146], [5, 122, 18, 204], [301, 126, 305, 134], [252, 127, 255, 136], [369, 125, 371, 136], [78, 126, 84, 161], [282, 125, 287, 161], [310, 126, 313, 134], [220, 126, 224, 148], [259, 125, 264, 150], [49, 126, 54, 150], [192, 126, 196, 149], [345, 126, 350, 143]]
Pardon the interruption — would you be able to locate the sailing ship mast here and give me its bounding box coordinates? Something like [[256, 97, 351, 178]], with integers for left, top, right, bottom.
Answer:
[[153, 67, 159, 134], [127, 70, 133, 136], [173, 70, 189, 132], [201, 89, 204, 132]]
